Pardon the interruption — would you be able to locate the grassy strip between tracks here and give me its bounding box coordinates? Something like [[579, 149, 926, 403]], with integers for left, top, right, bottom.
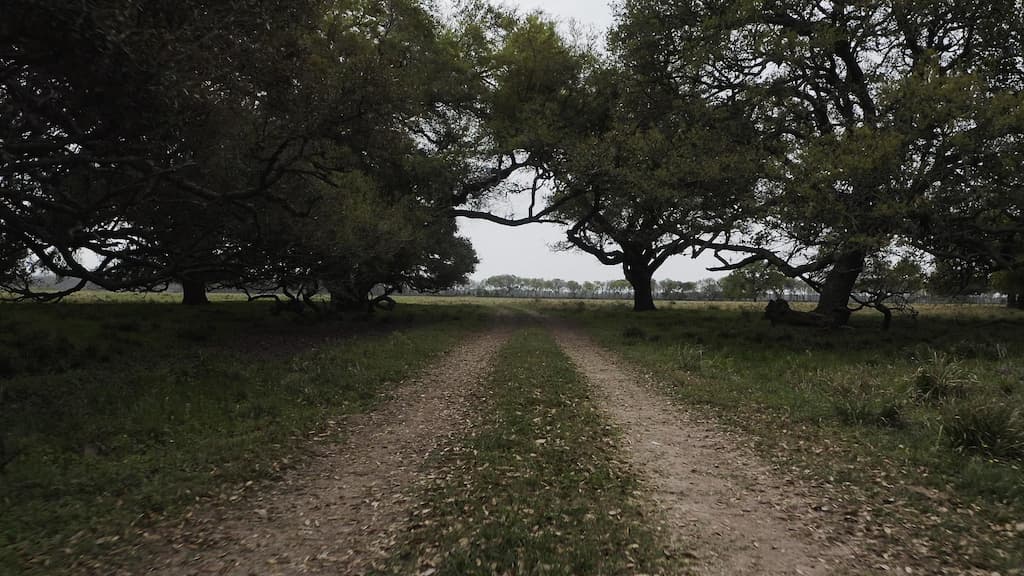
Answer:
[[383, 327, 672, 576]]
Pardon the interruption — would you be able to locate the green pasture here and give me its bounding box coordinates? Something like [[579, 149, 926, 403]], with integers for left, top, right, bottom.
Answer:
[[0, 297, 490, 575], [540, 299, 1024, 571], [2, 293, 1022, 574]]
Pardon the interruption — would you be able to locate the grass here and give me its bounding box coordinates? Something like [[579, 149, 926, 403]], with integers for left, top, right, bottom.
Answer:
[[538, 299, 1024, 572], [6, 293, 1023, 573], [0, 297, 490, 575], [382, 328, 670, 576]]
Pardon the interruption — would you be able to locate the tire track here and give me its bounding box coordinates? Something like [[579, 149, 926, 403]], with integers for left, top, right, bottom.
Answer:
[[127, 326, 513, 576], [551, 324, 871, 576]]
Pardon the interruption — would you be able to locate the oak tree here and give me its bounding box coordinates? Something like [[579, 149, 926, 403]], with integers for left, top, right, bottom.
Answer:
[[614, 0, 1024, 323]]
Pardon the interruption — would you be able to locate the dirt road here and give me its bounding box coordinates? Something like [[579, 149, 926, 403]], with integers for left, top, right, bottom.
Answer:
[[107, 320, 886, 576], [129, 327, 512, 576], [552, 325, 871, 576]]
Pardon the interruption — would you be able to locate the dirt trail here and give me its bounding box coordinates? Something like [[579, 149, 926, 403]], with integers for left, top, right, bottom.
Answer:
[[551, 325, 870, 576], [132, 327, 512, 576]]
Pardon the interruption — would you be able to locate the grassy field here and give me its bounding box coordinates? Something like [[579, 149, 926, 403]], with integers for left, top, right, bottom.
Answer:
[[0, 296, 490, 575], [536, 299, 1024, 572], [383, 328, 669, 575], [4, 293, 1024, 573]]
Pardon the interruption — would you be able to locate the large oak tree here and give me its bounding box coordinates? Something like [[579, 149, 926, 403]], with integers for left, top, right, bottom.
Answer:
[[0, 0, 513, 305], [550, 76, 761, 311], [614, 0, 1024, 323]]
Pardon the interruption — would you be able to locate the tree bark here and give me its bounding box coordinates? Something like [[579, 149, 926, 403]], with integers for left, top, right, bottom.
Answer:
[[878, 301, 892, 331], [181, 279, 209, 305], [624, 258, 656, 312], [813, 250, 865, 325]]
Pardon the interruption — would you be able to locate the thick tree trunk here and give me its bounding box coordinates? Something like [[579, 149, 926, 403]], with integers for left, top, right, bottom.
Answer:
[[813, 250, 865, 326], [329, 291, 364, 312], [623, 259, 656, 312], [1008, 292, 1021, 309], [878, 302, 892, 331], [181, 279, 209, 305], [329, 284, 376, 313]]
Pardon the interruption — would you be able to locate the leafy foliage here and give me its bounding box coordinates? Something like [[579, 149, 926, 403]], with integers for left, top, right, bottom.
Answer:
[[3, 0, 552, 304], [0, 0, 328, 295], [550, 63, 761, 310], [241, 182, 478, 311], [720, 262, 793, 301], [612, 0, 1024, 321]]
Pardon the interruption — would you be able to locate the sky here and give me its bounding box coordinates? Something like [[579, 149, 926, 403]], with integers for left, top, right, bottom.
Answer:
[[457, 0, 727, 284]]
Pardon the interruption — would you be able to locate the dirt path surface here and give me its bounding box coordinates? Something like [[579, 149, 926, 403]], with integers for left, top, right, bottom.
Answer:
[[551, 325, 871, 576], [133, 327, 512, 576]]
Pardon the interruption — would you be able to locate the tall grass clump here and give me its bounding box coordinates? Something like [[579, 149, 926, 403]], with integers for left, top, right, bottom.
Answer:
[[942, 402, 1024, 460], [674, 343, 707, 372], [829, 371, 908, 429], [911, 350, 975, 403]]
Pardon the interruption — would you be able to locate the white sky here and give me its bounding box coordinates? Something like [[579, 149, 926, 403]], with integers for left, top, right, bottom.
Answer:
[[457, 0, 726, 283]]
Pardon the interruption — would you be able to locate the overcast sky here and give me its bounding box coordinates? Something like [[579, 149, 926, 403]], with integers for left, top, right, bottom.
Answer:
[[456, 0, 726, 283]]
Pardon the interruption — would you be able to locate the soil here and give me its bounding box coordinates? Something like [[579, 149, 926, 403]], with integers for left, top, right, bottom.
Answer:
[[122, 326, 513, 576], [551, 324, 874, 576]]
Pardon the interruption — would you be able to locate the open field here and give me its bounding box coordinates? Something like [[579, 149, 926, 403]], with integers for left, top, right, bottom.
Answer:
[[2, 294, 1023, 574], [0, 298, 491, 574], [537, 299, 1024, 572]]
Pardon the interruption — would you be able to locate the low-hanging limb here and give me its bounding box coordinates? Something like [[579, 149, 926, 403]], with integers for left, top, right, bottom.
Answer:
[[450, 175, 579, 227], [696, 236, 836, 292]]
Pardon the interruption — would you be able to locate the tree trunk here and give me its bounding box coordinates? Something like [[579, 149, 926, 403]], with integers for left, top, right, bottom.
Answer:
[[623, 258, 656, 312], [1008, 292, 1020, 309], [878, 302, 892, 331], [813, 250, 865, 326], [329, 284, 377, 313], [181, 279, 209, 305]]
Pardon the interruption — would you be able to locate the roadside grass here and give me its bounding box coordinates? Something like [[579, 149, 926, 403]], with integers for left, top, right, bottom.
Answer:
[[0, 298, 489, 575], [546, 300, 1024, 572], [383, 328, 671, 576]]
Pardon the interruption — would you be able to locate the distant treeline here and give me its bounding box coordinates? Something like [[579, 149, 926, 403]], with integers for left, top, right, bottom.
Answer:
[[433, 274, 1009, 306], [24, 273, 1010, 307]]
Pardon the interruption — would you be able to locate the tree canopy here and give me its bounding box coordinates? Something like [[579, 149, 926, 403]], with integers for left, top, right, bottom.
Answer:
[[0, 0, 569, 307], [3, 0, 1023, 321], [545, 58, 761, 310], [610, 0, 1024, 322]]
